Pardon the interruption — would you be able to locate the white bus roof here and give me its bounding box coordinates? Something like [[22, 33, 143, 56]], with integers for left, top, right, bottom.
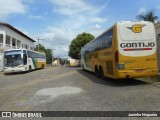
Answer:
[[4, 49, 45, 55]]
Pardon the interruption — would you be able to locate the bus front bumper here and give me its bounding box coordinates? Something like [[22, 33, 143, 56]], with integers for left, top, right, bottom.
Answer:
[[4, 66, 27, 73]]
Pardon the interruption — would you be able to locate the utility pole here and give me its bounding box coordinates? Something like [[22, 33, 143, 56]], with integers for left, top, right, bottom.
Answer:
[[37, 37, 45, 51], [51, 49, 56, 66]]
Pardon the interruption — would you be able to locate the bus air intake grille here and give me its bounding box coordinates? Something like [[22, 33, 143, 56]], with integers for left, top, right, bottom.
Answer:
[[106, 61, 113, 75]]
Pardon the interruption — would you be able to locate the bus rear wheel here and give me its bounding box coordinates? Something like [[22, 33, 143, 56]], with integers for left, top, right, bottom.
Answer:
[[41, 64, 45, 69], [99, 67, 105, 80], [95, 66, 100, 78]]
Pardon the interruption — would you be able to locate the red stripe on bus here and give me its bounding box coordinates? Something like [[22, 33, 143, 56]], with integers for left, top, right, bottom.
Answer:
[[143, 48, 152, 50], [124, 48, 152, 51]]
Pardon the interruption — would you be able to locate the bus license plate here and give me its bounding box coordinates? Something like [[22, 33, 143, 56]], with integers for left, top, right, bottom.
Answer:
[[136, 70, 143, 73]]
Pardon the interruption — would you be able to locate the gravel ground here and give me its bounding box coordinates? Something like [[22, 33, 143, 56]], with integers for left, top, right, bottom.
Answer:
[[0, 67, 160, 120]]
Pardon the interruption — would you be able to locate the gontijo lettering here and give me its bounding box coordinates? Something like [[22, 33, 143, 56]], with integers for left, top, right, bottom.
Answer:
[[120, 42, 155, 48]]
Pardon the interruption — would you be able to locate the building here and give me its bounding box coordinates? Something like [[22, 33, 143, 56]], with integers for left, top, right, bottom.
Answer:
[[0, 22, 35, 71], [52, 59, 61, 66], [67, 58, 80, 67], [155, 22, 160, 71]]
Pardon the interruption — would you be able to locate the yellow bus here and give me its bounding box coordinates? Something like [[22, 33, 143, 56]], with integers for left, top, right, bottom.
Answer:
[[68, 59, 80, 67], [4, 49, 46, 73], [80, 21, 158, 79]]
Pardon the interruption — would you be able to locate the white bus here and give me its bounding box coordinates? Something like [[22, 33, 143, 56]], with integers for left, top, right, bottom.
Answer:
[[68, 59, 80, 67], [4, 49, 46, 73]]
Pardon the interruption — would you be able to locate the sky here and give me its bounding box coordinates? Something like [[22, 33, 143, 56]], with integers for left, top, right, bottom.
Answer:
[[0, 0, 160, 58]]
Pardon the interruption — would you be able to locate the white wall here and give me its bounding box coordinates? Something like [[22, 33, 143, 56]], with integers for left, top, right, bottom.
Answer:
[[3, 26, 34, 48]]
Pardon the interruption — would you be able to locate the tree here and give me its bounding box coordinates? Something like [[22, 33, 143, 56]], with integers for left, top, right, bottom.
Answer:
[[45, 49, 52, 64], [35, 44, 45, 52], [68, 32, 94, 59], [136, 10, 159, 23]]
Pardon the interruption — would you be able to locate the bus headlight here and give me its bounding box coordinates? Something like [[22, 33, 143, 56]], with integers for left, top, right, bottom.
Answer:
[[18, 65, 24, 68]]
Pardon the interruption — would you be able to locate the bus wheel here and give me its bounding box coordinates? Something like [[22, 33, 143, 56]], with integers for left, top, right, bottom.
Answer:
[[41, 64, 45, 69], [29, 66, 32, 72], [100, 67, 105, 80], [95, 66, 100, 78], [82, 64, 84, 70]]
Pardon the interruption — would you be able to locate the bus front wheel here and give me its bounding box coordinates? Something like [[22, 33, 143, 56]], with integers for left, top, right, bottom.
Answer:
[[29, 66, 32, 72], [82, 64, 84, 70]]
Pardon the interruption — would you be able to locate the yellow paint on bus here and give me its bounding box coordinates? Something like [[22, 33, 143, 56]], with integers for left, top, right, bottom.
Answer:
[[81, 21, 158, 79]]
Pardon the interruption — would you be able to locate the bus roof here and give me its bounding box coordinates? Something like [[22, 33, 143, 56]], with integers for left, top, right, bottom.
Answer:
[[116, 21, 152, 24], [4, 49, 45, 55]]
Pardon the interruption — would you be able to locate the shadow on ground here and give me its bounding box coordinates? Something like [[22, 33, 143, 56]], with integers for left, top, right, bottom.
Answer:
[[76, 68, 149, 87], [3, 69, 38, 76], [3, 71, 29, 76], [3, 67, 48, 76]]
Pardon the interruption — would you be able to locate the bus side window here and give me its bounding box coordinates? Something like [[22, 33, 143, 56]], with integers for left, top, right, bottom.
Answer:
[[23, 50, 27, 65]]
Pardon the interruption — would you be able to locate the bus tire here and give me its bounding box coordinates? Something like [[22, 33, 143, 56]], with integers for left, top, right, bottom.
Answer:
[[29, 66, 32, 72], [41, 64, 45, 69], [82, 64, 84, 70], [95, 66, 100, 78], [100, 67, 105, 80]]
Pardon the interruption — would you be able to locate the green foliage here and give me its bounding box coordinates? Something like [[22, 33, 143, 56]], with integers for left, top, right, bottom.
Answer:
[[68, 32, 94, 59], [136, 10, 159, 23], [35, 44, 46, 52], [59, 58, 66, 65], [45, 49, 52, 64]]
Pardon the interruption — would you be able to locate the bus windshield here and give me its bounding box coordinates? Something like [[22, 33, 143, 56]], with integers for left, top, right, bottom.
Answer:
[[4, 50, 23, 67]]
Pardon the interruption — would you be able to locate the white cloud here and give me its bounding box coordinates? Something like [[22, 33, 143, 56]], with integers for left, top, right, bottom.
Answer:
[[48, 0, 93, 16], [85, 24, 106, 37], [91, 17, 107, 23], [0, 0, 27, 20], [38, 23, 107, 58], [138, 8, 147, 14], [38, 0, 109, 57], [95, 24, 102, 29], [28, 15, 43, 19], [155, 5, 160, 10], [39, 26, 75, 58]]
